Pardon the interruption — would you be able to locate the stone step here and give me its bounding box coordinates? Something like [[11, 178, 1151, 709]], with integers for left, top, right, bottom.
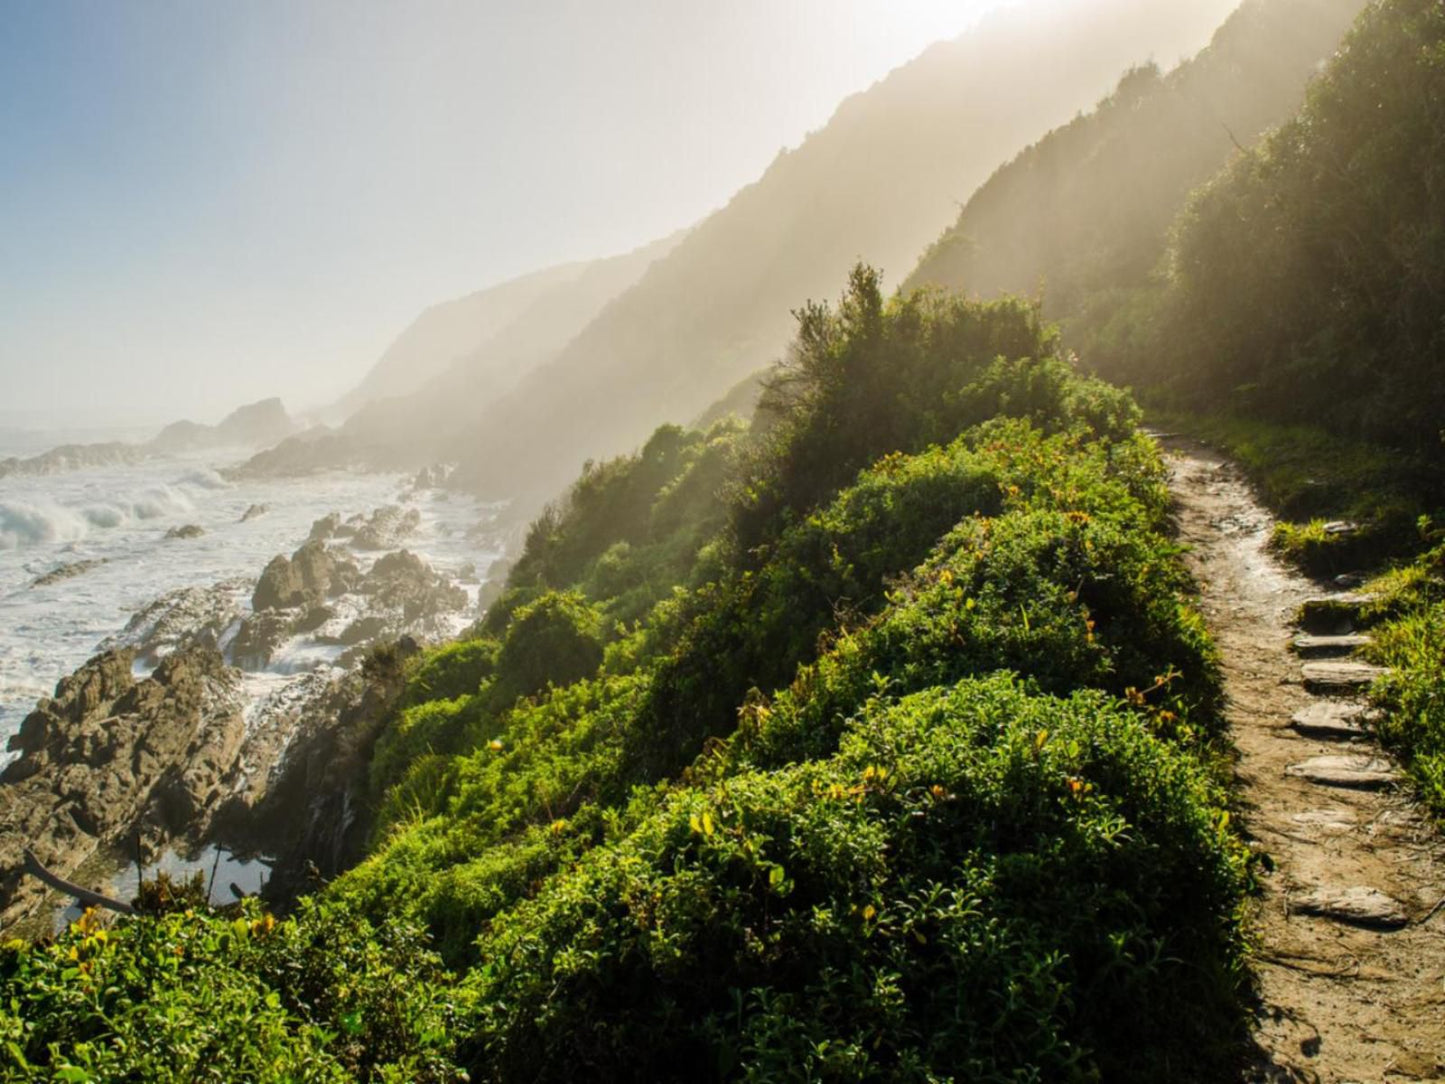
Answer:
[[1298, 594, 1375, 635], [1291, 633, 1372, 658], [1289, 808, 1357, 834], [1302, 661, 1389, 693], [1291, 885, 1409, 930], [1289, 701, 1375, 740], [1285, 754, 1400, 790]]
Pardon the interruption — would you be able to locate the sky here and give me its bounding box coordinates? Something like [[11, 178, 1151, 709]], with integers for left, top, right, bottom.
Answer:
[[0, 0, 1005, 428]]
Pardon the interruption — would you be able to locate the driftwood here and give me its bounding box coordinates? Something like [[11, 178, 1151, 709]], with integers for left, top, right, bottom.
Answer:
[[22, 849, 134, 916]]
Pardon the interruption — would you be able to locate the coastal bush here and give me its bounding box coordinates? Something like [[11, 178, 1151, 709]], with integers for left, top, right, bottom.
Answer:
[[0, 901, 465, 1081], [3, 270, 1249, 1082], [492, 590, 605, 699], [463, 677, 1247, 1083]]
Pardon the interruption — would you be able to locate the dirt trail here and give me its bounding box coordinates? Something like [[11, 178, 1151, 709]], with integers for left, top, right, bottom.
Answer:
[[1161, 438, 1445, 1083]]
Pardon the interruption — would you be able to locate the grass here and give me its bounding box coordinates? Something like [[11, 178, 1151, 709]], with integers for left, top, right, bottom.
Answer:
[[1150, 407, 1445, 814], [1147, 410, 1438, 575]]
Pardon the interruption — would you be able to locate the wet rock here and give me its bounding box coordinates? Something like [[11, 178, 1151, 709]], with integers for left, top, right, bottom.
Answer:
[[0, 647, 246, 929], [1302, 661, 1389, 693], [350, 505, 421, 550], [1290, 701, 1374, 740], [240, 503, 269, 523], [165, 524, 206, 540], [230, 612, 295, 671], [254, 554, 302, 611], [30, 558, 107, 588], [337, 616, 389, 646], [1292, 886, 1409, 929], [412, 463, 455, 489], [293, 605, 335, 634], [308, 512, 342, 541], [1285, 754, 1400, 789], [363, 549, 466, 622], [218, 640, 419, 903], [252, 540, 360, 612], [99, 581, 249, 666]]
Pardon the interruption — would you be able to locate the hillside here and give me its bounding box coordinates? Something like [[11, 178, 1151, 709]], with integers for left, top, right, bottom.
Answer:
[[1138, 0, 1445, 450], [441, 0, 1244, 510], [906, 0, 1366, 353], [337, 262, 583, 417], [2, 270, 1249, 1081], [333, 231, 683, 451], [8, 2, 1445, 1080]]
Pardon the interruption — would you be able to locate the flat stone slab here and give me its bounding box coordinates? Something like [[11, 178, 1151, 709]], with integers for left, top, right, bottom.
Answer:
[[1299, 594, 1375, 634], [1286, 754, 1400, 789], [1290, 701, 1374, 739], [1290, 809, 1358, 833], [1291, 885, 1409, 930], [1291, 633, 1372, 658], [1302, 661, 1389, 692]]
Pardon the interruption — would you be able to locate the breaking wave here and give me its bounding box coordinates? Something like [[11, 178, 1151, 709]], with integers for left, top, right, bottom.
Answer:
[[0, 485, 196, 548]]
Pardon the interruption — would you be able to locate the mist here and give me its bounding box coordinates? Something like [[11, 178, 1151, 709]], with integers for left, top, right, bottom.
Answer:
[[1, 0, 1232, 430]]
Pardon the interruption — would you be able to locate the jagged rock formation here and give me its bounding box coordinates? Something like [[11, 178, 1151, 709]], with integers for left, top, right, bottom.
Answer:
[[97, 579, 252, 666], [252, 540, 360, 612], [0, 648, 247, 929]]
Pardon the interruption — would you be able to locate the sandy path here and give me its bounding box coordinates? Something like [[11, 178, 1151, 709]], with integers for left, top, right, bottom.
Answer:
[[1161, 438, 1445, 1083]]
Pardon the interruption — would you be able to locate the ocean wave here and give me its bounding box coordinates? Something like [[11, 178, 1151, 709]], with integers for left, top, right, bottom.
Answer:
[[0, 500, 92, 549], [0, 485, 196, 548], [175, 468, 229, 491]]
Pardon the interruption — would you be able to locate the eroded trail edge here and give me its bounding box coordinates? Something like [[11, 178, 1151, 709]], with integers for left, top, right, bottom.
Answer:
[[1162, 438, 1445, 1083]]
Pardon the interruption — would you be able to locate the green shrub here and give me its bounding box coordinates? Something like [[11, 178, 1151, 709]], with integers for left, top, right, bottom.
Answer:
[[494, 591, 605, 698], [0, 900, 465, 1082], [463, 677, 1247, 1083]]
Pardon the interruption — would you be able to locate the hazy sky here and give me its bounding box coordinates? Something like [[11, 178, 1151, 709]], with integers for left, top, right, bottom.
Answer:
[[0, 0, 1008, 428]]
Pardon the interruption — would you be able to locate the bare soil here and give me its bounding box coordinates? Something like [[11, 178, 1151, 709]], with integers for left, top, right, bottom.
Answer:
[[1162, 438, 1445, 1083]]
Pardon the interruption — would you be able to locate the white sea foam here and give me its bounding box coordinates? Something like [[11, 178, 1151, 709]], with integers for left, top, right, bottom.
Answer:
[[0, 443, 505, 763], [0, 500, 92, 548]]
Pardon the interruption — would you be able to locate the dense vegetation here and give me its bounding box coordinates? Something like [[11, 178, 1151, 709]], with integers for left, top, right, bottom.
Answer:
[[1143, 0, 1445, 450], [918, 0, 1445, 808], [907, 0, 1365, 364], [9, 1, 1445, 1077], [1, 271, 1249, 1081], [1129, 0, 1445, 808]]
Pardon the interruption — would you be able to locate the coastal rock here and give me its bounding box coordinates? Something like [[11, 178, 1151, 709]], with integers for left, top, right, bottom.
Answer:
[[165, 523, 206, 540], [308, 512, 342, 541], [0, 442, 146, 481], [230, 612, 295, 671], [97, 579, 249, 666], [150, 398, 296, 454], [240, 503, 269, 523], [0, 647, 247, 930], [363, 549, 467, 622], [30, 558, 107, 589], [252, 540, 360, 612], [351, 505, 422, 550]]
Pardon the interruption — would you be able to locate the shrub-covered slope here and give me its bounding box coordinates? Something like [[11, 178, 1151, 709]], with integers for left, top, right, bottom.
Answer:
[[1138, 0, 1445, 451], [3, 271, 1250, 1081], [443, 0, 1243, 513], [906, 0, 1365, 357]]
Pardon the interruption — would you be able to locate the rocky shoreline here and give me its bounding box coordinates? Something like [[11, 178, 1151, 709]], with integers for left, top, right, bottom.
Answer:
[[0, 501, 482, 934]]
